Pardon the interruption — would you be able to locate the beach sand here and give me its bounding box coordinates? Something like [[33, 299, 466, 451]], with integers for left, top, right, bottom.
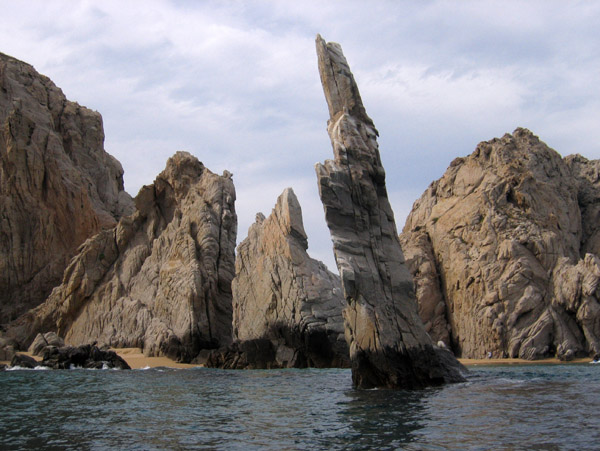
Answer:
[[458, 357, 591, 366], [111, 348, 202, 369], [2, 351, 593, 369]]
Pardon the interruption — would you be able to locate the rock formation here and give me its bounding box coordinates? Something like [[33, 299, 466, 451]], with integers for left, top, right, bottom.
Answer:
[[401, 128, 600, 360], [28, 332, 64, 356], [211, 188, 348, 369], [314, 35, 465, 388], [5, 151, 237, 362], [10, 344, 131, 370], [0, 52, 134, 323]]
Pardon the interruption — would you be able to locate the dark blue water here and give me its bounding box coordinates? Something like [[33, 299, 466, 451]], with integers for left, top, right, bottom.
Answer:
[[1, 364, 599, 450]]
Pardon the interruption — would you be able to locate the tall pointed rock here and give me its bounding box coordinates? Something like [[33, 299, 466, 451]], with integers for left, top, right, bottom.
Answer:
[[314, 35, 465, 388]]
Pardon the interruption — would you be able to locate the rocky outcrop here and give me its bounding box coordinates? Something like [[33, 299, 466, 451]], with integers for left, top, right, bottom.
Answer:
[[5, 152, 237, 361], [40, 344, 131, 370], [0, 52, 134, 323], [401, 128, 600, 360], [218, 188, 348, 369], [9, 345, 130, 370], [314, 35, 466, 388]]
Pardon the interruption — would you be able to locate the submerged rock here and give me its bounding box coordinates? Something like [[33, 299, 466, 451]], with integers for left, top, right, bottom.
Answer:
[[314, 35, 466, 388], [0, 52, 134, 324], [6, 152, 237, 361], [401, 129, 600, 359], [209, 188, 348, 369]]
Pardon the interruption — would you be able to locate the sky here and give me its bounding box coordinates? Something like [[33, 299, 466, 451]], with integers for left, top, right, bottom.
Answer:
[[2, 0, 599, 270]]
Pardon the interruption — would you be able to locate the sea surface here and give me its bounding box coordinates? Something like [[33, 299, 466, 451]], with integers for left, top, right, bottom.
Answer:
[[1, 364, 599, 450]]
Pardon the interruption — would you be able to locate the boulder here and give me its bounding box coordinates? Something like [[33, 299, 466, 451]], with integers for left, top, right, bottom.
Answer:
[[401, 128, 600, 359], [0, 52, 134, 324], [0, 336, 16, 361], [314, 35, 466, 388], [10, 353, 38, 369], [5, 152, 237, 362], [229, 188, 348, 368], [28, 332, 65, 356]]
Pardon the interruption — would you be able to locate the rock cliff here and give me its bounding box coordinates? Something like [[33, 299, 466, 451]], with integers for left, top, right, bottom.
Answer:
[[6, 152, 237, 361], [401, 128, 600, 360], [0, 52, 134, 323], [314, 35, 465, 388], [220, 188, 348, 368]]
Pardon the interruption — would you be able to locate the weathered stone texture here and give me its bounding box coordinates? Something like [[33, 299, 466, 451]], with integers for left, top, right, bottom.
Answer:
[[314, 35, 465, 388], [0, 52, 133, 323], [6, 152, 237, 361], [228, 188, 348, 368], [401, 128, 600, 360]]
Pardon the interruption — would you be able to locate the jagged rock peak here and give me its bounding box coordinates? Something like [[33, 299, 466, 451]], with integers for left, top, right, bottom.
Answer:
[[401, 127, 600, 360], [314, 35, 466, 388], [0, 52, 134, 324], [5, 151, 237, 362], [216, 187, 348, 369], [315, 34, 373, 127]]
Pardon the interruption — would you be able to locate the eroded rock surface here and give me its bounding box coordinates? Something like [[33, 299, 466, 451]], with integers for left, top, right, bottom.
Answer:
[[401, 128, 600, 360], [314, 35, 465, 388], [215, 188, 348, 369], [6, 152, 237, 361], [0, 52, 134, 323]]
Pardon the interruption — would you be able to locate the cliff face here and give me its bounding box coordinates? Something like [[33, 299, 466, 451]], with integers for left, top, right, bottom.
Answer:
[[228, 188, 348, 368], [314, 35, 465, 388], [6, 152, 237, 361], [0, 52, 134, 323], [401, 128, 600, 360]]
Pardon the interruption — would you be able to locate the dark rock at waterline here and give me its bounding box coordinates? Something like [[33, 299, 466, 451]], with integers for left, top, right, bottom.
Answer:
[[41, 344, 131, 370], [10, 353, 39, 369]]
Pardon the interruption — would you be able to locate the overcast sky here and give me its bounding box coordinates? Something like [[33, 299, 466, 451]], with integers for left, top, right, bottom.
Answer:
[[2, 1, 599, 270]]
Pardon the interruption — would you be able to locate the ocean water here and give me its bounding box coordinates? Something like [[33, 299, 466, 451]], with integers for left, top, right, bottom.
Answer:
[[1, 364, 599, 450]]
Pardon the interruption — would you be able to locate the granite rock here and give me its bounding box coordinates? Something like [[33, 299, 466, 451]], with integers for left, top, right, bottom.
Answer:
[[0, 52, 133, 323], [28, 332, 65, 356], [5, 152, 237, 361], [401, 128, 600, 359], [217, 188, 348, 369], [314, 35, 466, 388]]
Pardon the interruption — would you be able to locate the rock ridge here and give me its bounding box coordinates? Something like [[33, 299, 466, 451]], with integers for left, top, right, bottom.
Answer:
[[5, 151, 237, 361], [401, 128, 600, 360]]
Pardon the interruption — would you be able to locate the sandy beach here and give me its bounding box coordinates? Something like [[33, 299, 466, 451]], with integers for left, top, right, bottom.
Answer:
[[458, 357, 591, 366], [3, 350, 594, 369], [111, 348, 202, 369]]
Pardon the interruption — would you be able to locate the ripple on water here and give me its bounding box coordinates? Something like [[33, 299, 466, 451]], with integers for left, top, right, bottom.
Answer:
[[1, 365, 599, 450]]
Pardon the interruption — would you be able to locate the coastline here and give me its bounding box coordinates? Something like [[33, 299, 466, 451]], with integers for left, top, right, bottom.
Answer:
[[2, 350, 595, 369], [458, 357, 591, 366], [110, 348, 202, 369]]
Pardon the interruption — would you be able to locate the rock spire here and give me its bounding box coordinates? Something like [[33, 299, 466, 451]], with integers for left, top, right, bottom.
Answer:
[[223, 188, 348, 368], [314, 35, 465, 388]]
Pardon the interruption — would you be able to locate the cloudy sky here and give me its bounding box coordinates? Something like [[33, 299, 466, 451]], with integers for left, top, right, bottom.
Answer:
[[2, 1, 599, 270]]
